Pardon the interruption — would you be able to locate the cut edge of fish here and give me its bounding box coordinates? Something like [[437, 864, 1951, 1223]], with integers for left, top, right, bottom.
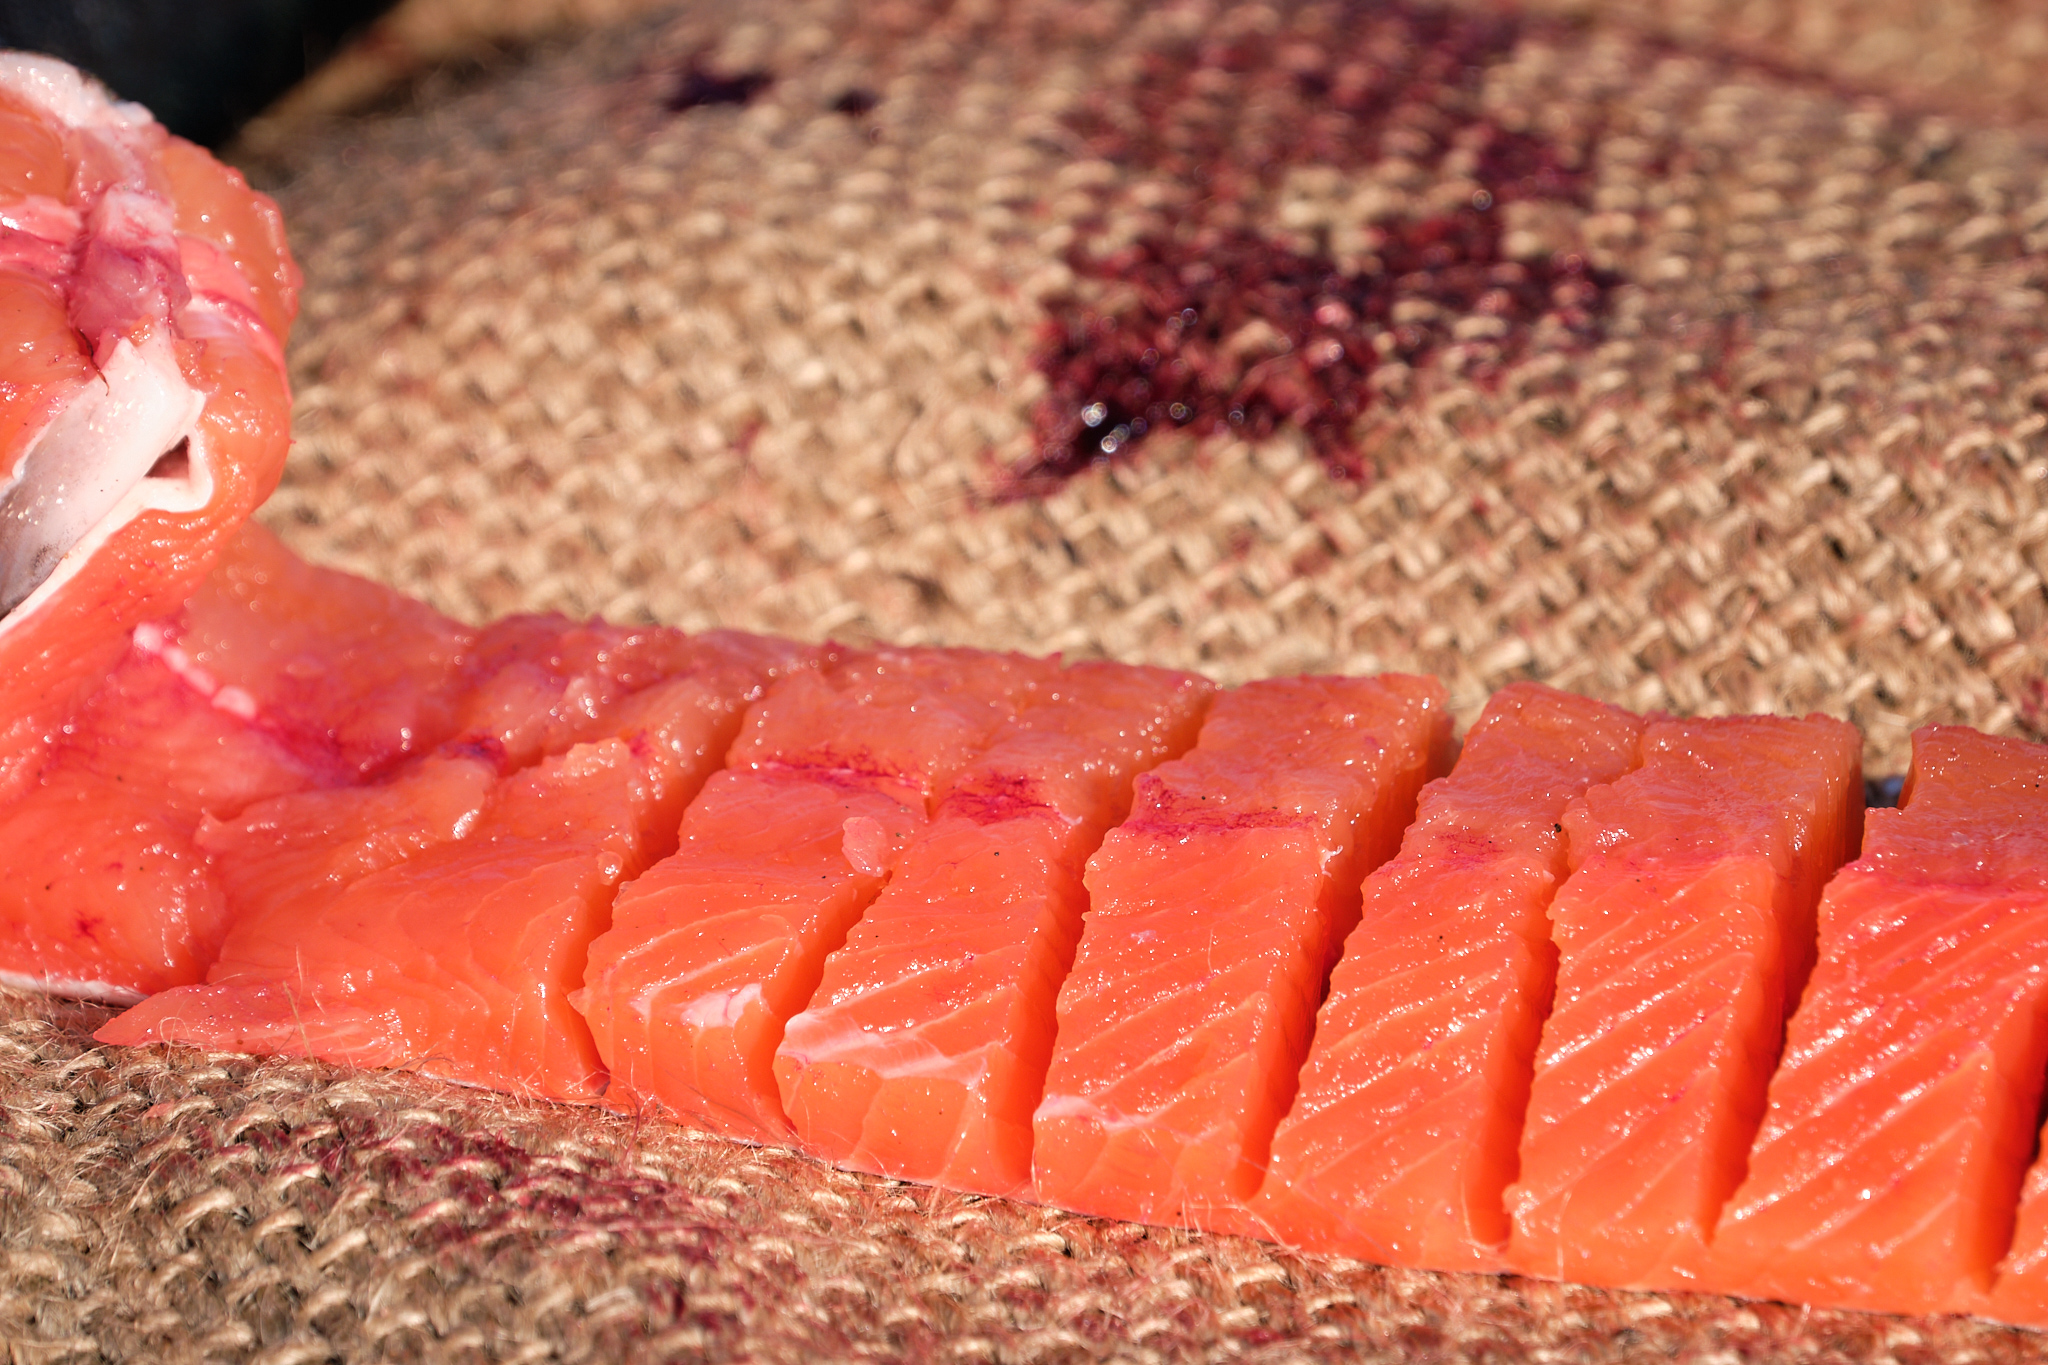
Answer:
[[0, 52, 215, 637], [0, 332, 208, 624]]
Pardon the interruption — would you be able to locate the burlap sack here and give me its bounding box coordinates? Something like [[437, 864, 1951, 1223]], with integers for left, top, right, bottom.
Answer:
[[8, 1, 2048, 1358]]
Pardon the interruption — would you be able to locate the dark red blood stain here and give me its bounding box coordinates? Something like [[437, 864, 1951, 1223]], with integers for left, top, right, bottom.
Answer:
[[943, 771, 1049, 823], [1122, 805, 1314, 839], [443, 735, 510, 772], [1434, 825, 1507, 870], [1120, 781, 1313, 837], [830, 87, 880, 117], [1025, 218, 1610, 486], [666, 61, 772, 113], [321, 1113, 734, 1323], [761, 751, 915, 794], [1019, 2, 1620, 489]]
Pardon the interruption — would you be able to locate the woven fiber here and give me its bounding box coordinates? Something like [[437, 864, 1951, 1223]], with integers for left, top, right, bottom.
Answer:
[[4, 984, 2043, 1363], [10, 0, 2048, 1359], [253, 0, 2048, 777]]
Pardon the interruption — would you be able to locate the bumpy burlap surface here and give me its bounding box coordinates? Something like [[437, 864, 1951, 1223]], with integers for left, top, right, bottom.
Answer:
[[8, 984, 2047, 1364], [252, 0, 2048, 775], [10, 0, 2048, 1358]]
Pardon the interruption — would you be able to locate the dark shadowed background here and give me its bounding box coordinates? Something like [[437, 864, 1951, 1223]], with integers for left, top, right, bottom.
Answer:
[[0, 0, 395, 145]]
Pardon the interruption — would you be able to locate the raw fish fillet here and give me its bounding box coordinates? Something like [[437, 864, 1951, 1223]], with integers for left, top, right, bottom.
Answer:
[[0, 57, 298, 797], [0, 521, 470, 1000], [25, 50, 2048, 1332], [580, 647, 1055, 1140], [1032, 673, 1451, 1230], [775, 661, 1213, 1195], [1701, 727, 2048, 1316], [191, 627, 801, 931], [452, 613, 803, 770], [1506, 714, 1863, 1290], [1252, 682, 1644, 1271], [101, 740, 663, 1099], [0, 656, 307, 1003], [172, 520, 473, 778], [98, 630, 791, 1098]]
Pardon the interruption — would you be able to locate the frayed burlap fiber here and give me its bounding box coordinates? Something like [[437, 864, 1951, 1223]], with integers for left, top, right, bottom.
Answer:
[[9, 0, 2048, 1359]]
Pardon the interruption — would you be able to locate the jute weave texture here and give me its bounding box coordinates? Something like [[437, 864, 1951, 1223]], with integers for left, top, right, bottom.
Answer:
[[9, 0, 2048, 1358]]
